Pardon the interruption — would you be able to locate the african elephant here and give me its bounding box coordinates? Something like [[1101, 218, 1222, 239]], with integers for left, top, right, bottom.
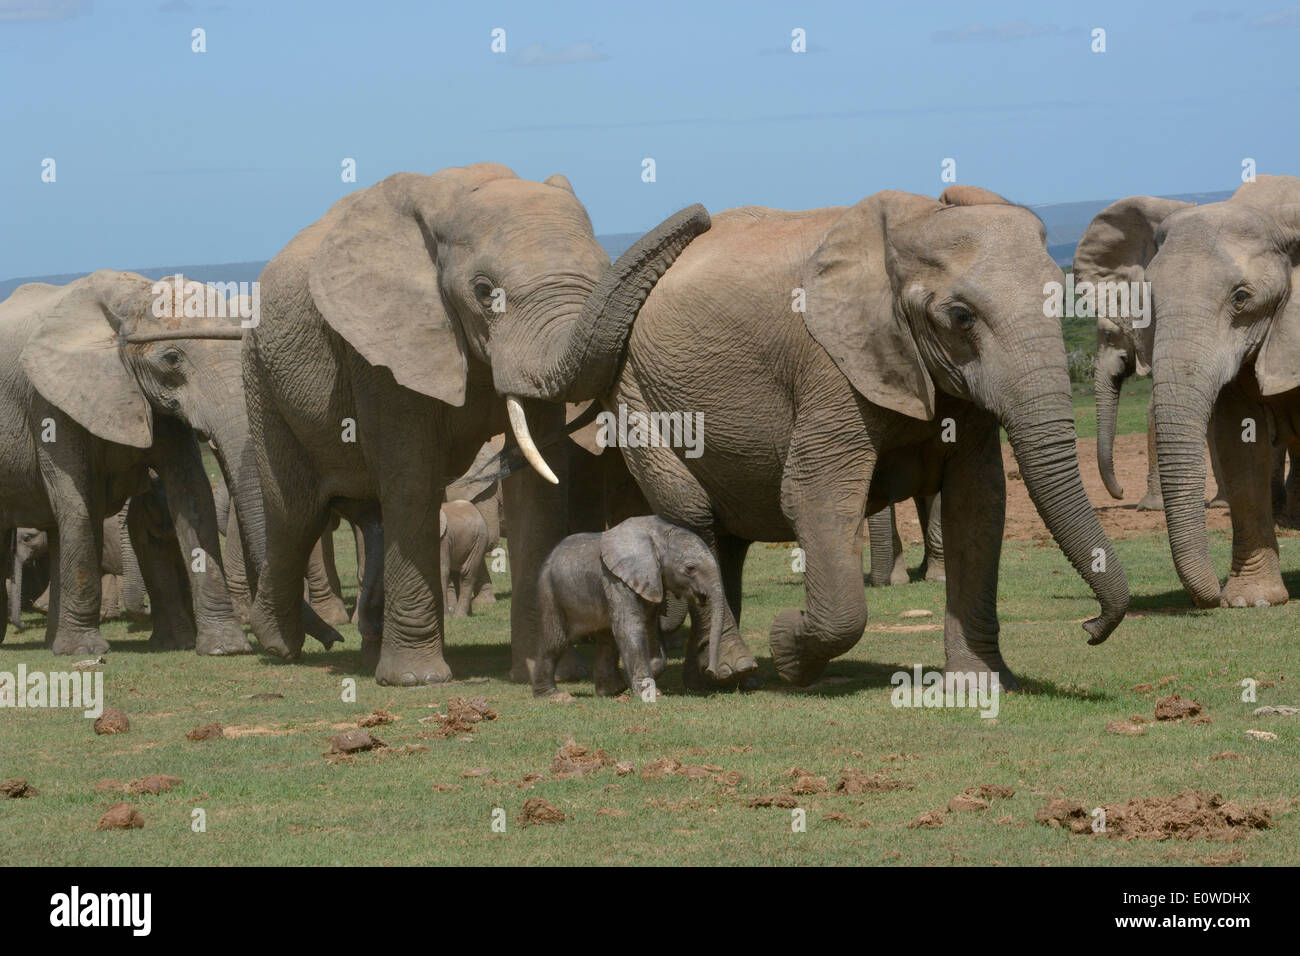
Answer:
[[239, 163, 707, 685], [20, 515, 127, 626], [865, 493, 944, 586], [1076, 209, 1229, 511], [1075, 176, 1300, 608], [440, 500, 488, 618], [0, 272, 261, 655], [510, 184, 1129, 689], [1271, 446, 1299, 528], [534, 516, 725, 700], [444, 441, 504, 609]]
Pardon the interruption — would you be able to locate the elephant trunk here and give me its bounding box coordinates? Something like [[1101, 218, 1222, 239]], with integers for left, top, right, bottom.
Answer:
[[204, 395, 267, 594], [1094, 353, 1128, 500], [1151, 379, 1221, 608], [702, 568, 727, 678], [496, 205, 711, 481], [9, 540, 21, 631], [1004, 378, 1129, 645]]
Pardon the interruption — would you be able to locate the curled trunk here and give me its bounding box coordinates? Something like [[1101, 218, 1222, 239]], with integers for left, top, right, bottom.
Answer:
[[1005, 388, 1129, 644]]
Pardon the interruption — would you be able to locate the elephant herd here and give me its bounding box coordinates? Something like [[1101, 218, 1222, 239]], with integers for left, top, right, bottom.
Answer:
[[0, 164, 1294, 696]]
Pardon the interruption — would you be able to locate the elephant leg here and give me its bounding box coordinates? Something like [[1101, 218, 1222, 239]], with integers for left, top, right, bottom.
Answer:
[[1287, 449, 1300, 527], [938, 417, 1015, 688], [531, 572, 568, 698], [1136, 401, 1164, 511], [866, 505, 906, 586], [1206, 418, 1230, 508], [470, 557, 495, 608], [1270, 444, 1288, 524], [1213, 387, 1287, 607], [455, 531, 486, 619], [119, 511, 149, 623], [38, 440, 108, 656], [305, 534, 349, 626], [502, 398, 571, 685], [918, 493, 946, 582], [223, 507, 251, 623], [351, 511, 384, 670], [609, 604, 656, 700], [128, 500, 197, 650], [591, 634, 626, 696], [99, 573, 122, 621], [438, 533, 454, 619], [151, 421, 251, 656]]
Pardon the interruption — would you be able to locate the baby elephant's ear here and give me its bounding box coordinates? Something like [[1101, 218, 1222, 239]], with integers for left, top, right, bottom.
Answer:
[[600, 526, 663, 604]]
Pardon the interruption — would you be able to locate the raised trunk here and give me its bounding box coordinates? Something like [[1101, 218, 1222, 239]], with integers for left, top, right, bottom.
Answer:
[[1094, 360, 1127, 500], [1004, 388, 1129, 644], [1151, 381, 1221, 607]]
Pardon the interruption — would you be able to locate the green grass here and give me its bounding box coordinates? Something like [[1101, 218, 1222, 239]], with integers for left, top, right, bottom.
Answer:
[[3, 381, 1293, 866]]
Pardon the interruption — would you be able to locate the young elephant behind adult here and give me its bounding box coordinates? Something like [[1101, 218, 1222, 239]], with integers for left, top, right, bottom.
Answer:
[[1075, 175, 1300, 608], [440, 500, 488, 618], [534, 516, 725, 700]]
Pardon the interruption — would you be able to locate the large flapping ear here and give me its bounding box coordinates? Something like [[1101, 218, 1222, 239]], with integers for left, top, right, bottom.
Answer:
[[1245, 182, 1300, 395], [20, 272, 153, 448], [566, 401, 607, 455], [600, 522, 663, 603], [308, 168, 513, 406], [939, 185, 1011, 206], [803, 191, 939, 420], [1073, 196, 1194, 372]]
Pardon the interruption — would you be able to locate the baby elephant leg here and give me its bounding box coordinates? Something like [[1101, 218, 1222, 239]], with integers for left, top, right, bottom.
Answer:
[[592, 631, 625, 696], [609, 599, 658, 702]]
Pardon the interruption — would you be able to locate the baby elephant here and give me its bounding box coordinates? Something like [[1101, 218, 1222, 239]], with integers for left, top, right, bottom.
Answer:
[[535, 516, 726, 700]]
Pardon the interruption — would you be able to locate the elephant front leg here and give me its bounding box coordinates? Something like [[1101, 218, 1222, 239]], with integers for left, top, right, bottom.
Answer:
[[37, 439, 108, 656], [127, 502, 196, 650], [1214, 387, 1288, 607], [918, 493, 945, 582], [866, 505, 907, 586], [152, 419, 251, 656], [938, 419, 1016, 689]]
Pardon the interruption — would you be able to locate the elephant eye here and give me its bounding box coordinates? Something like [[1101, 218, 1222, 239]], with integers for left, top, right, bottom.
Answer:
[[162, 349, 182, 367], [1231, 287, 1251, 309], [684, 563, 698, 574], [950, 305, 976, 331]]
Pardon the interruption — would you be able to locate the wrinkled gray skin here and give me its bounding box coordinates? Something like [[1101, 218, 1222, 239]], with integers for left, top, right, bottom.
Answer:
[[865, 492, 944, 586], [516, 185, 1130, 689], [440, 500, 488, 618], [1076, 204, 1229, 511], [1270, 446, 1299, 528], [534, 516, 725, 699], [1078, 176, 1300, 608], [122, 474, 202, 647], [243, 163, 706, 686], [444, 441, 503, 609], [0, 272, 257, 655]]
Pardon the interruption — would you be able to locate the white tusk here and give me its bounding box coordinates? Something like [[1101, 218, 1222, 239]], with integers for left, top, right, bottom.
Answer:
[[506, 397, 559, 485]]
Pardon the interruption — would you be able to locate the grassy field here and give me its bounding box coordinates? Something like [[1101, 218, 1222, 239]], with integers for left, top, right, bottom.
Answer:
[[1, 385, 1296, 866]]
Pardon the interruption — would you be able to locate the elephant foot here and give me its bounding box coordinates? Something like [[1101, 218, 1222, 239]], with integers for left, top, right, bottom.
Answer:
[[472, 591, 496, 608], [767, 609, 827, 686], [1220, 574, 1289, 608], [889, 564, 909, 587], [944, 647, 1018, 693], [249, 602, 304, 661], [682, 625, 758, 688], [195, 623, 253, 656], [51, 627, 109, 657], [1135, 490, 1164, 511], [554, 647, 589, 683], [148, 626, 196, 651], [923, 561, 946, 583], [313, 599, 351, 628], [374, 643, 452, 686], [1206, 495, 1230, 509]]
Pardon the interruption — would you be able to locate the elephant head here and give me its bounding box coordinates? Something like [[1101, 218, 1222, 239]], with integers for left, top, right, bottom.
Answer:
[[1084, 176, 1300, 607], [8, 528, 48, 630], [802, 185, 1129, 651], [600, 517, 726, 677], [1074, 197, 1194, 499], [301, 164, 709, 482]]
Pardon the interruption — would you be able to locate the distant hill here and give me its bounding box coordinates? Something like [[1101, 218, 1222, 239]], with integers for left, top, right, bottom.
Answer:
[[0, 196, 1236, 297]]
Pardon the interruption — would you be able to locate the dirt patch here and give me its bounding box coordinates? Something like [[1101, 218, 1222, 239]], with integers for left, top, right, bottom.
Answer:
[[1154, 694, 1202, 721], [357, 709, 396, 727], [836, 769, 915, 794], [93, 709, 130, 735], [596, 807, 628, 817], [823, 811, 872, 828], [1106, 720, 1148, 736], [552, 739, 614, 778], [520, 797, 566, 825], [95, 803, 143, 830], [746, 794, 798, 808], [1211, 751, 1243, 761], [326, 730, 386, 754], [186, 723, 225, 741], [907, 810, 945, 829], [1036, 791, 1274, 841], [124, 774, 181, 795], [0, 778, 38, 798]]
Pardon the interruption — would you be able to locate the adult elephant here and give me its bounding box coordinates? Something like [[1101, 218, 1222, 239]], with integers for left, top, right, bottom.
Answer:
[[509, 184, 1130, 688], [1075, 205, 1228, 511], [0, 272, 255, 655], [241, 163, 707, 685], [1076, 176, 1300, 608]]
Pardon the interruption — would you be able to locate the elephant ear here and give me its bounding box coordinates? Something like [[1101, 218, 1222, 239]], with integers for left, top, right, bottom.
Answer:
[[20, 274, 153, 449], [600, 522, 663, 603], [1252, 197, 1300, 396], [803, 192, 939, 420], [439, 508, 448, 539], [1073, 196, 1193, 373], [308, 172, 486, 406], [544, 173, 576, 195]]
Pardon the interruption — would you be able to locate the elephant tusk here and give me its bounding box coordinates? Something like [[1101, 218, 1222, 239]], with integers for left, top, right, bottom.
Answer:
[[506, 397, 559, 485]]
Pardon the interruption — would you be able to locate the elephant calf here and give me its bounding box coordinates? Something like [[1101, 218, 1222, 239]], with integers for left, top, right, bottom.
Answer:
[[440, 500, 489, 618], [534, 516, 725, 700]]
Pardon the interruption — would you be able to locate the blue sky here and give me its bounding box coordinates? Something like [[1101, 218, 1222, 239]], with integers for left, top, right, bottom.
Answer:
[[1, 0, 1297, 277]]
